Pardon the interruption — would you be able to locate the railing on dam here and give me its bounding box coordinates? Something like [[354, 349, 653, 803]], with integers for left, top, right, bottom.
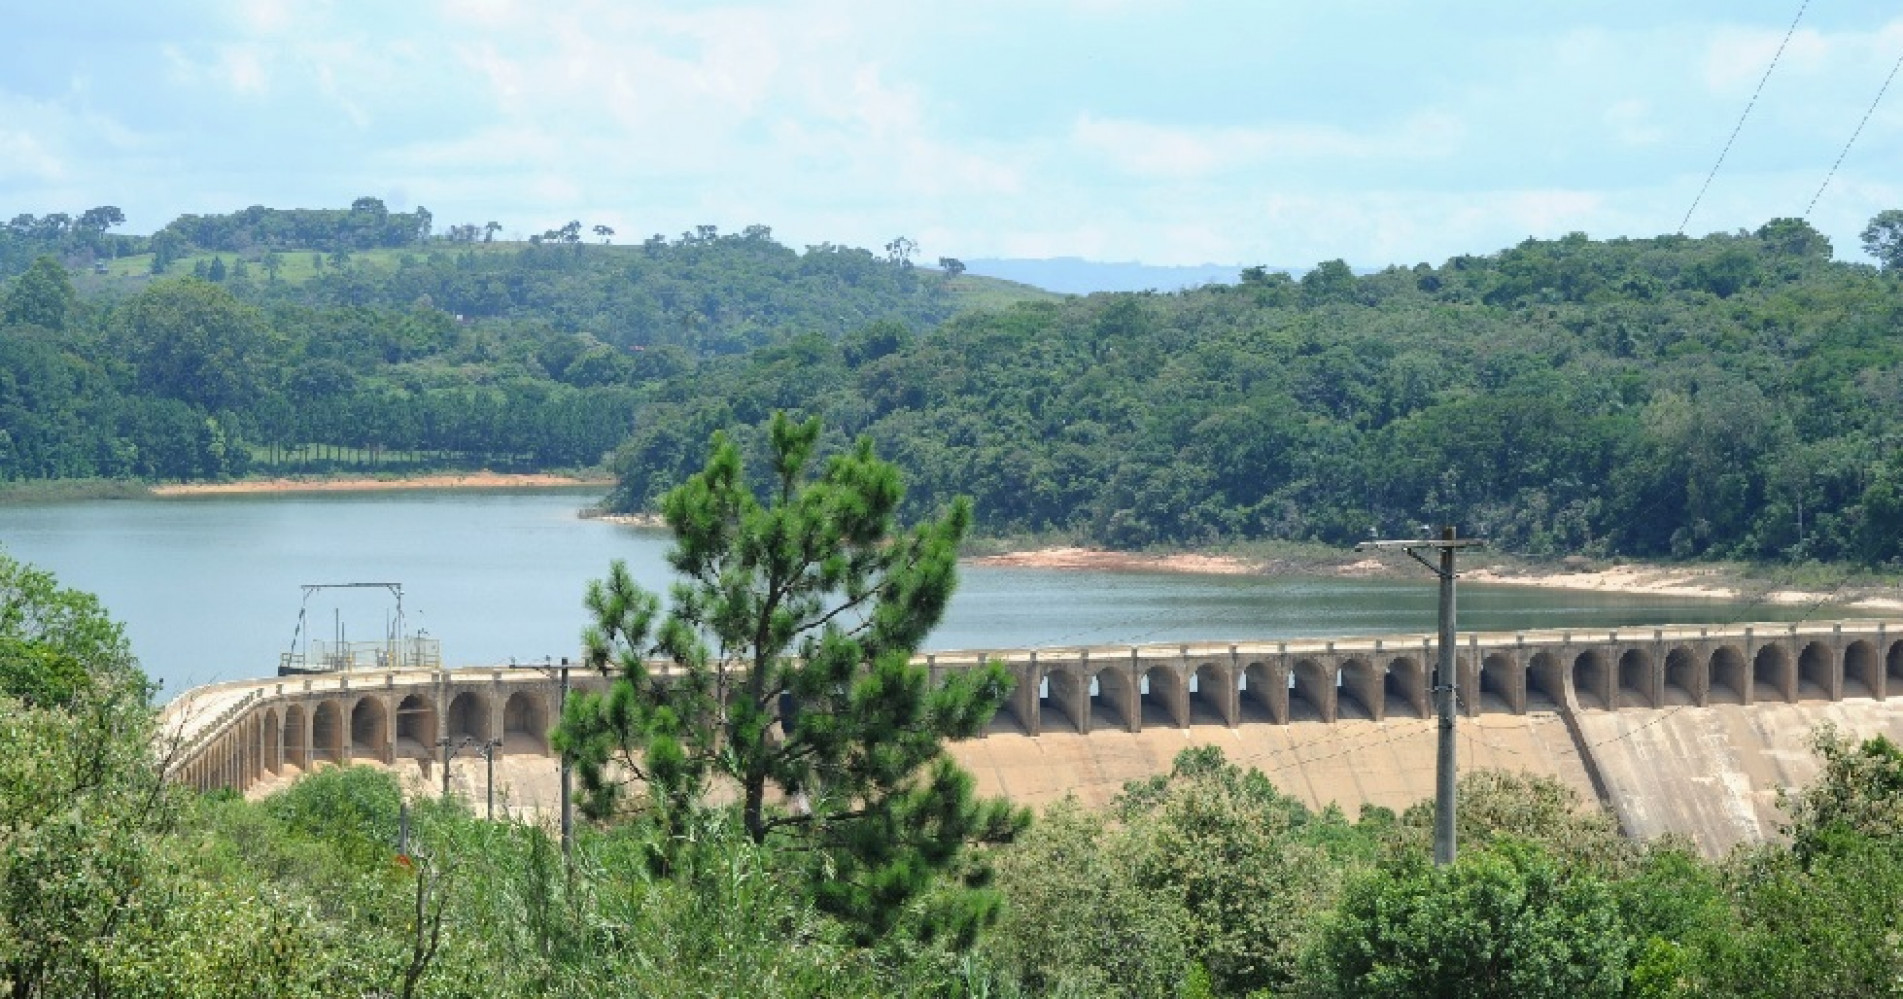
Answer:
[[161, 619, 1903, 794]]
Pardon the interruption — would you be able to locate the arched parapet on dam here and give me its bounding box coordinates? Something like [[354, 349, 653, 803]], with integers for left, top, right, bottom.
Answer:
[[1526, 651, 1566, 710], [445, 689, 491, 743], [1476, 650, 1520, 715], [1663, 646, 1703, 706], [1708, 646, 1748, 704], [1241, 659, 1286, 725], [1797, 640, 1838, 702], [350, 695, 391, 764], [1844, 639, 1880, 698], [1188, 660, 1237, 727], [1337, 657, 1383, 721], [156, 619, 1903, 798]]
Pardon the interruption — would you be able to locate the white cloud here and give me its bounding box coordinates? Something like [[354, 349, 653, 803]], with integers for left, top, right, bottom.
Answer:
[[1069, 111, 1465, 180], [221, 46, 268, 96], [1604, 99, 1665, 146], [0, 129, 63, 184], [1701, 25, 1830, 95]]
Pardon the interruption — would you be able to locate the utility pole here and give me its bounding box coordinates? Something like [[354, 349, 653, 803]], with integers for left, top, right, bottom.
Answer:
[[439, 735, 453, 798], [558, 657, 572, 866], [512, 655, 576, 869], [484, 738, 498, 821], [1356, 525, 1484, 866]]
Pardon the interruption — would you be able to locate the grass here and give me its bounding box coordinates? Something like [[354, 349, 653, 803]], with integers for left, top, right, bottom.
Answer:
[[0, 478, 153, 504], [942, 273, 1065, 311], [80, 244, 1063, 309]]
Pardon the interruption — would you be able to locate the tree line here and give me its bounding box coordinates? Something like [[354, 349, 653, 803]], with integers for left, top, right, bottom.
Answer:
[[604, 216, 1903, 566], [11, 203, 1903, 568], [0, 219, 969, 483]]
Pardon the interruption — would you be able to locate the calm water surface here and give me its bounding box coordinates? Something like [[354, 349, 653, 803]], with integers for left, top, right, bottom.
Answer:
[[0, 490, 1809, 699]]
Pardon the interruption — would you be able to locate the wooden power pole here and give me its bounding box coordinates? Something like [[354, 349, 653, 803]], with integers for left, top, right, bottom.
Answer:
[[1356, 526, 1484, 865]]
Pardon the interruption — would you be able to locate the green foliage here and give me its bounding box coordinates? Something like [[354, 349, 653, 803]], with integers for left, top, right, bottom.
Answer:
[[1113, 747, 1352, 995], [606, 224, 1903, 566], [1398, 770, 1634, 873], [2, 255, 77, 331], [1308, 841, 1630, 999], [986, 799, 1193, 998], [1862, 209, 1903, 270], [1707, 838, 1903, 998], [0, 551, 167, 997], [1779, 724, 1903, 866], [560, 413, 1025, 943]]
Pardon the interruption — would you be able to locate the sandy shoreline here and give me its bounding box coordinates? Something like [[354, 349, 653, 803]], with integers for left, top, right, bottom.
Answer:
[[137, 477, 1903, 613], [149, 472, 614, 497], [970, 546, 1261, 575], [971, 546, 1903, 612]]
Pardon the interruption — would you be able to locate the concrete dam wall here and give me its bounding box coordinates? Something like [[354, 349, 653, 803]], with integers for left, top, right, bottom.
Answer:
[[165, 619, 1903, 854]]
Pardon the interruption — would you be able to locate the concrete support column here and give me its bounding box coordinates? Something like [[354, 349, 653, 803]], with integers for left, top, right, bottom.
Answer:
[[489, 673, 508, 750], [297, 701, 313, 770], [1877, 626, 1890, 700], [1264, 662, 1291, 724], [1166, 666, 1190, 728], [1010, 662, 1041, 736], [382, 691, 398, 764], [1048, 669, 1088, 733], [1213, 666, 1239, 727]]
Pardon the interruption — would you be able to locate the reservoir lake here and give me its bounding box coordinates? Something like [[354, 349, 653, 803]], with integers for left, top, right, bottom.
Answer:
[[0, 489, 1816, 700]]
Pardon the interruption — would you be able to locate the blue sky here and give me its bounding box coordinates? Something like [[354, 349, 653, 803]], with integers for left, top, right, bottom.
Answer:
[[4, 1, 1901, 268]]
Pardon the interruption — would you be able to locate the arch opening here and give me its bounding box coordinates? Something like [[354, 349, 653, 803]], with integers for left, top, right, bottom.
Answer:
[[311, 701, 344, 764], [446, 691, 491, 743], [282, 704, 308, 770], [1042, 669, 1088, 733], [1242, 662, 1281, 724], [1888, 640, 1903, 698], [1708, 646, 1747, 704], [1337, 658, 1380, 720], [1384, 657, 1426, 719], [263, 710, 281, 776], [1663, 647, 1700, 706], [1572, 651, 1609, 710], [503, 691, 549, 753], [1617, 649, 1652, 708], [1797, 641, 1835, 701], [395, 693, 438, 758], [1479, 653, 1517, 714], [1754, 645, 1793, 703], [1139, 666, 1184, 729], [1526, 652, 1564, 710], [350, 697, 390, 764], [1288, 658, 1331, 722], [1843, 640, 1878, 698], [1091, 668, 1134, 730], [1189, 664, 1231, 726]]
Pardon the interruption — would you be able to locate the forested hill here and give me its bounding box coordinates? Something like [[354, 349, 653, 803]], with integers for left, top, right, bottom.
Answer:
[[9, 203, 1903, 566], [0, 207, 1047, 484], [606, 218, 1903, 565]]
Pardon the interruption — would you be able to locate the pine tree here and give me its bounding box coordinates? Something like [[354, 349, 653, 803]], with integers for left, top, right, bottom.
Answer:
[[557, 413, 1025, 941]]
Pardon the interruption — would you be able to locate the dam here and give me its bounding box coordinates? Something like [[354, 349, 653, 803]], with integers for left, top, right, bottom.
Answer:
[[159, 618, 1903, 855]]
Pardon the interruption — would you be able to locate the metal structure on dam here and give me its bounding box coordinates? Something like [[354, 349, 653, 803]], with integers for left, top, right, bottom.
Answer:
[[162, 618, 1903, 797]]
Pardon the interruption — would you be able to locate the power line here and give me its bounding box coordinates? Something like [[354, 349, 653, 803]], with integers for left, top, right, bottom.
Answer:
[[1679, 0, 1810, 234], [1805, 41, 1903, 217]]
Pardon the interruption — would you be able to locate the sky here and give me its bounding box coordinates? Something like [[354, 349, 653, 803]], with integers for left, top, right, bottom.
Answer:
[[4, 1, 1902, 269]]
